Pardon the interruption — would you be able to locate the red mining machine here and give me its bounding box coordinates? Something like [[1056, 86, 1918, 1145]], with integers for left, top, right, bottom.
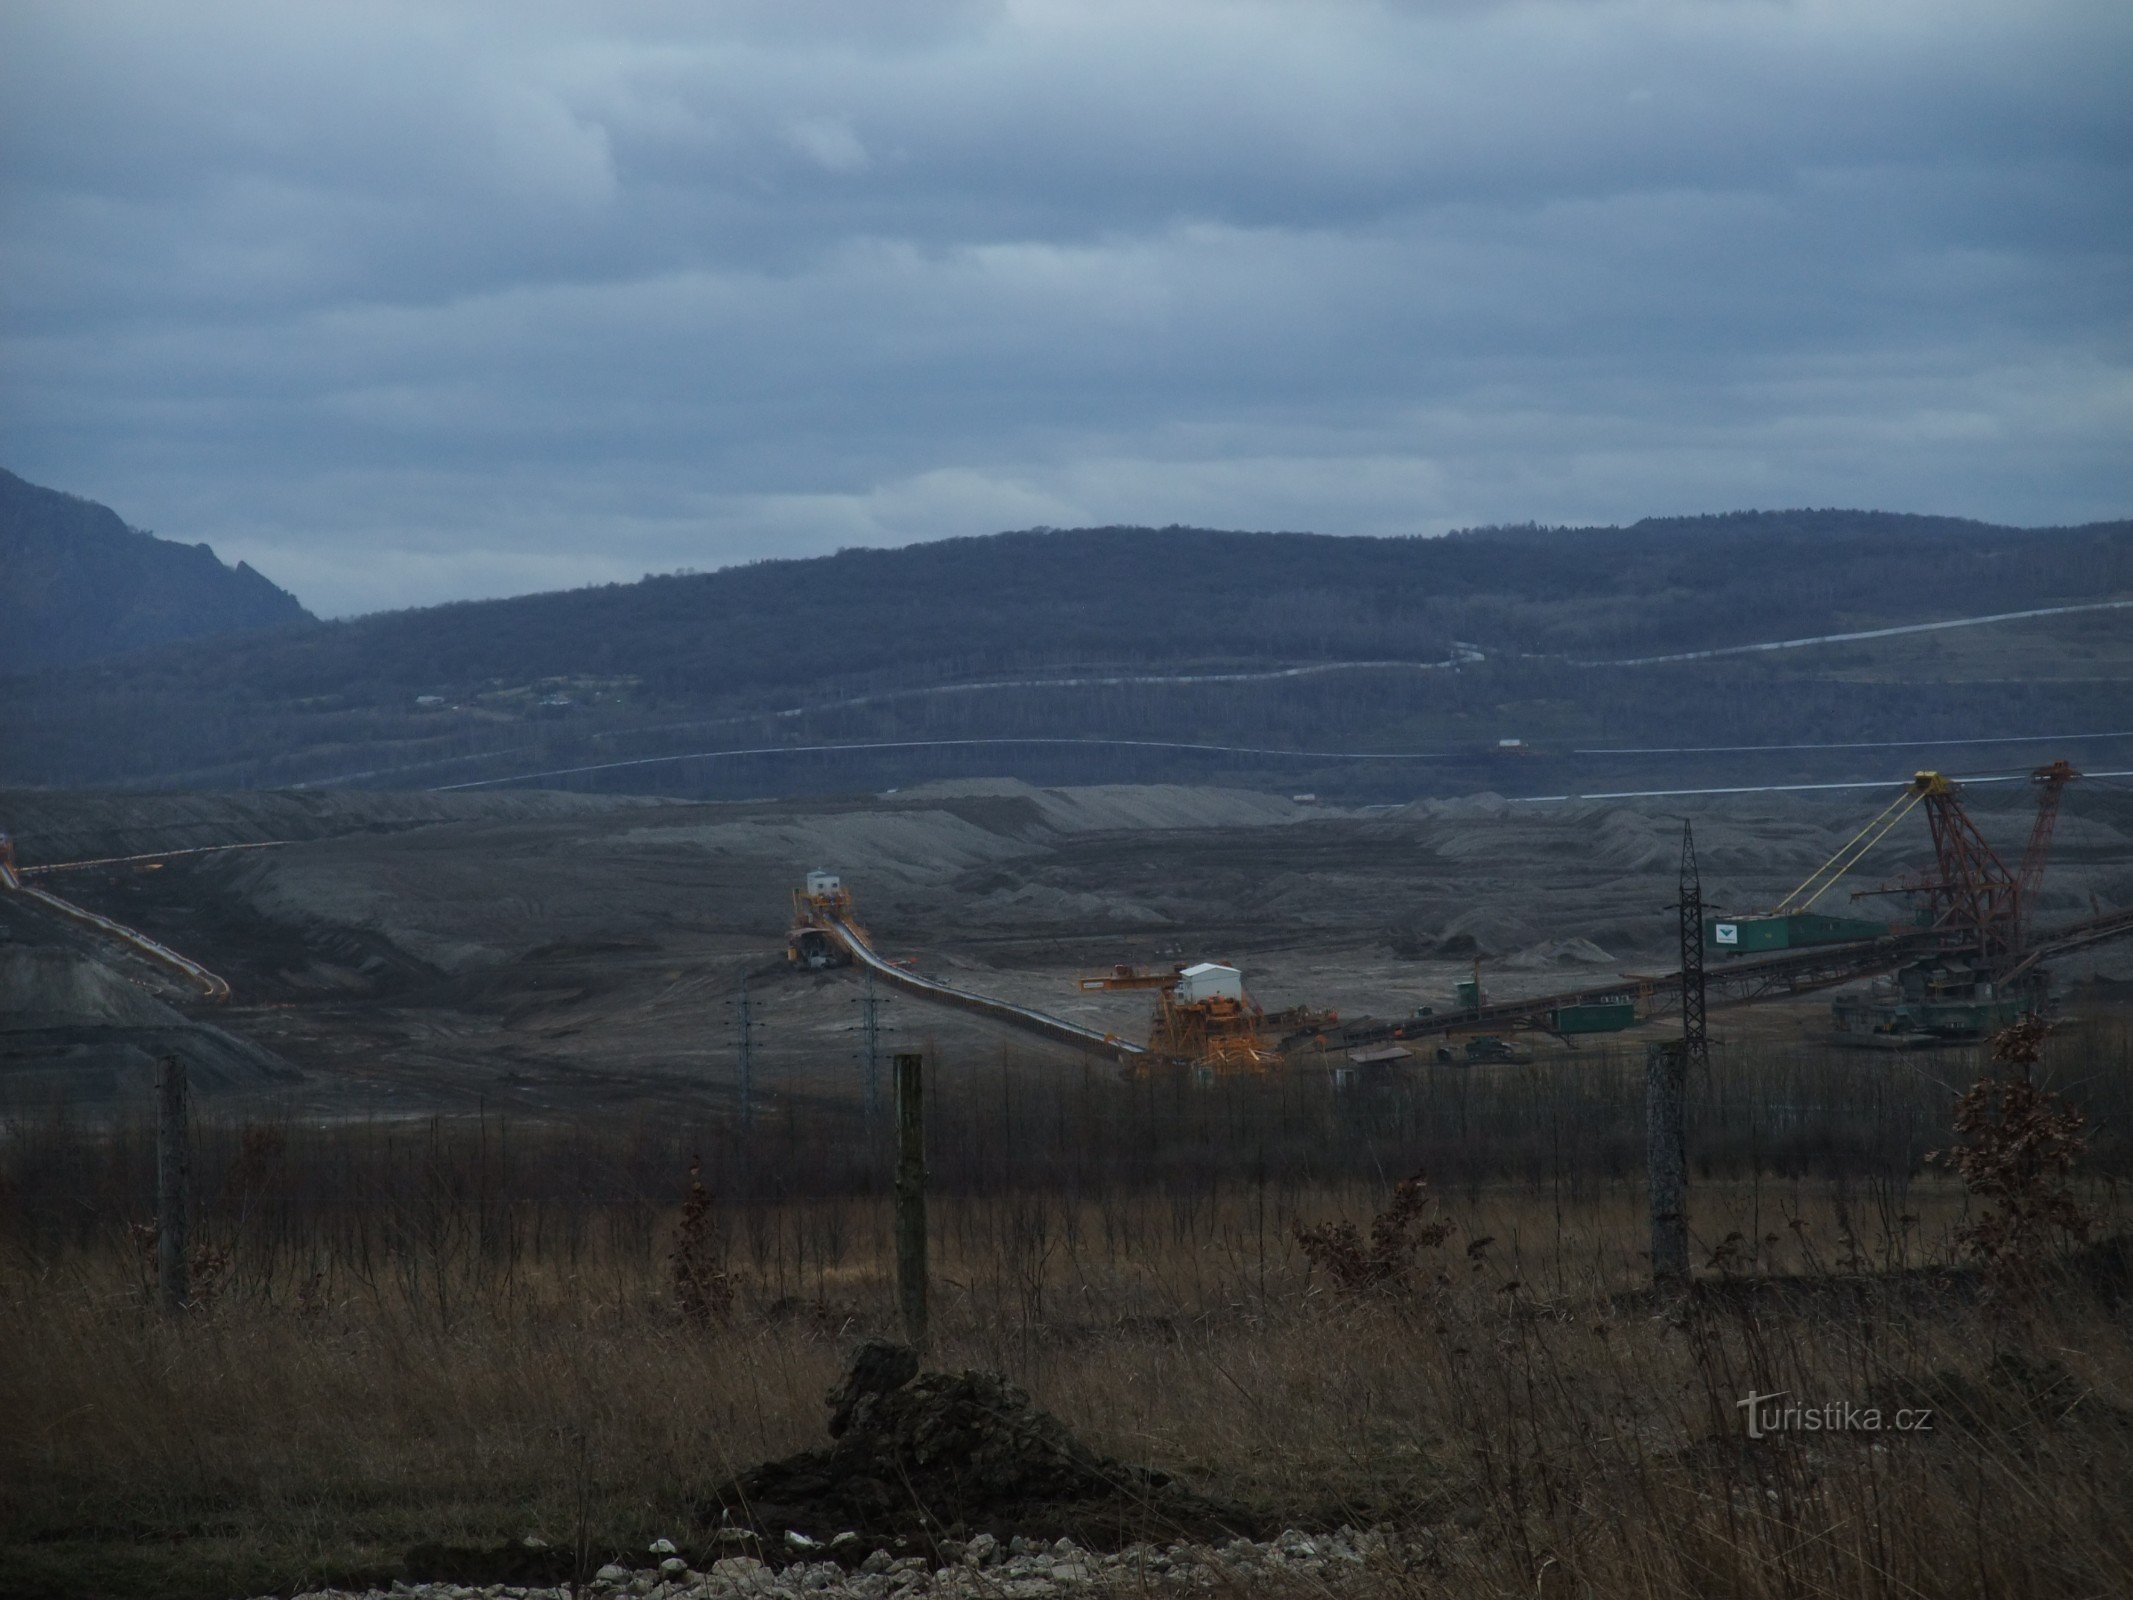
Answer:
[[1831, 762, 2077, 1046], [1319, 758, 2131, 1063]]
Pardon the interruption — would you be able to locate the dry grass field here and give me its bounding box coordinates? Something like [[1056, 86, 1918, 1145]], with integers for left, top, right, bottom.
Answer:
[[4, 1027, 2132, 1599]]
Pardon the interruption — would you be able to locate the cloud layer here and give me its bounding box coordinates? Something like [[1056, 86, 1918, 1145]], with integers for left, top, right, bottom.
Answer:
[[4, 0, 2129, 614]]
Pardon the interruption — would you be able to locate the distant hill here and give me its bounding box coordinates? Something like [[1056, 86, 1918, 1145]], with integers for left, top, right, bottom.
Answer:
[[2, 509, 2127, 796], [0, 468, 313, 671]]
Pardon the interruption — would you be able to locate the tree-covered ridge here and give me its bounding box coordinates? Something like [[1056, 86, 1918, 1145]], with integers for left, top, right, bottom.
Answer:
[[62, 510, 2131, 694], [3, 508, 2126, 794], [1, 468, 314, 672]]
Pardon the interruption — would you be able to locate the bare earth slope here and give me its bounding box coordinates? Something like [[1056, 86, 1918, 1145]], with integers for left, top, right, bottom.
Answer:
[[5, 778, 2129, 1119]]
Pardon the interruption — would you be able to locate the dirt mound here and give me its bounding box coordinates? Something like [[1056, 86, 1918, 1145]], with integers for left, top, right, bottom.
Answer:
[[0, 945, 184, 1027], [0, 787, 668, 866], [708, 1340, 1242, 1544], [895, 779, 1309, 834], [1502, 936, 1616, 970]]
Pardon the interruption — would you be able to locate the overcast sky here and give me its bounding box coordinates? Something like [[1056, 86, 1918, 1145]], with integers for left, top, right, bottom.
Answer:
[[3, 1, 2128, 617]]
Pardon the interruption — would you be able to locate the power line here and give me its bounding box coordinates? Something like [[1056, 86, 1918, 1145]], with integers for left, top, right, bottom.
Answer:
[[1512, 770, 2133, 803], [1565, 598, 2133, 668], [726, 975, 755, 1133], [432, 735, 1452, 789], [858, 970, 884, 1135], [1575, 731, 2133, 756]]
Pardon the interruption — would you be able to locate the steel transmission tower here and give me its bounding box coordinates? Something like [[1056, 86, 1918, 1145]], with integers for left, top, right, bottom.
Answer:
[[1678, 820, 1709, 1071], [1647, 818, 1707, 1289]]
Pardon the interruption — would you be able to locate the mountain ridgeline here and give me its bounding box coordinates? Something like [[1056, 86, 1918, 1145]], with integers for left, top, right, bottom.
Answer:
[[3, 506, 2128, 798], [1, 469, 314, 672]]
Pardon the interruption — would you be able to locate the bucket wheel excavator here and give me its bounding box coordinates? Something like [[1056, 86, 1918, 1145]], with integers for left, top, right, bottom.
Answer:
[[1832, 762, 2079, 1044]]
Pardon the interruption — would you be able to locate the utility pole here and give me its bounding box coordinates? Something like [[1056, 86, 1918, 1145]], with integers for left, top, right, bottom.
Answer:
[[155, 1055, 190, 1314], [1679, 819, 1709, 1074], [893, 1051, 929, 1346], [1647, 819, 1704, 1290]]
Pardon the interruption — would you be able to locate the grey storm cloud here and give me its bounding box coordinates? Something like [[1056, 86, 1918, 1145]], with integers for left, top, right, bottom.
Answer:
[[3, 0, 2129, 615]]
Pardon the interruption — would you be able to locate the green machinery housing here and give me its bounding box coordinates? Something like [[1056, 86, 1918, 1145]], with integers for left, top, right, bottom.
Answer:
[[1548, 998, 1638, 1034], [1704, 911, 1888, 956]]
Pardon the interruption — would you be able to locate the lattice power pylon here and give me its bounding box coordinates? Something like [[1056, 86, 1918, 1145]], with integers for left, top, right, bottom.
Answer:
[[1678, 820, 1709, 1072]]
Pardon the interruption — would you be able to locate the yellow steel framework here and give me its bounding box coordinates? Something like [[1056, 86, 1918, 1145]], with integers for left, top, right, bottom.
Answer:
[[788, 873, 869, 965], [1773, 781, 1927, 914], [1077, 964, 1279, 1074]]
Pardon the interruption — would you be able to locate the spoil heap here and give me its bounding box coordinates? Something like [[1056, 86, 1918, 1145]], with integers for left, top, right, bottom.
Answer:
[[709, 1341, 1241, 1546]]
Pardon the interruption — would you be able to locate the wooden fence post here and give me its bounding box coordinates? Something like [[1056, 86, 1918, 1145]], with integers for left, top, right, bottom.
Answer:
[[156, 1055, 190, 1313], [892, 1051, 928, 1346]]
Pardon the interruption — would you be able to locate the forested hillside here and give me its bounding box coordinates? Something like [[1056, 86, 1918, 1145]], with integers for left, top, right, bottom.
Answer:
[[0, 468, 314, 671], [4, 510, 2127, 798]]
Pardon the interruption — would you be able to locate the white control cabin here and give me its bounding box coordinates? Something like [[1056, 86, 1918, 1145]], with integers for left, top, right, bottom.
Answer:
[[1174, 962, 1245, 1004]]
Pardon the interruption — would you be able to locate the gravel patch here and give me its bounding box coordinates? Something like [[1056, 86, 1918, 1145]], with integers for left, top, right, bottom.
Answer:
[[259, 1526, 1421, 1600]]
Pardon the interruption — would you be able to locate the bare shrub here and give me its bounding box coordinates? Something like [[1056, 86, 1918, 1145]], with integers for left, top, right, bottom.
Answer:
[[669, 1157, 733, 1328], [1929, 1013, 2098, 1277], [1293, 1170, 1452, 1292]]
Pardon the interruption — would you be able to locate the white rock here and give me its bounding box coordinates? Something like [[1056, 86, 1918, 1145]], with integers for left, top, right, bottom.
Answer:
[[595, 1566, 630, 1584], [786, 1531, 822, 1552]]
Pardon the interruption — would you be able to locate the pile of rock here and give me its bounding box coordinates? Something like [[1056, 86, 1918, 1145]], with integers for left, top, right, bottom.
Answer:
[[279, 1345, 1339, 1600], [269, 1525, 1412, 1600]]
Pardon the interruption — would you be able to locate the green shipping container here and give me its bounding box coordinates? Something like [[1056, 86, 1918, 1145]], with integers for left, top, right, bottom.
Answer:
[[1705, 912, 1886, 955], [1550, 1001, 1637, 1034]]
